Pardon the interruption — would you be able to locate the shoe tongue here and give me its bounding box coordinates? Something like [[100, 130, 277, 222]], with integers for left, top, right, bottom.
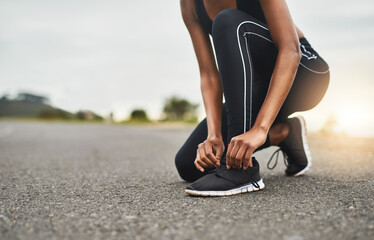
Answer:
[[215, 168, 249, 186]]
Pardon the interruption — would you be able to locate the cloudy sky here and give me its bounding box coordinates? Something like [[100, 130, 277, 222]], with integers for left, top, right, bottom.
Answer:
[[1, 0, 373, 136]]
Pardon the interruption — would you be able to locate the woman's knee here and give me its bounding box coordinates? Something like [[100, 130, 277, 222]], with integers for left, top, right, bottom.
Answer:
[[212, 9, 241, 35], [212, 9, 257, 37], [174, 149, 194, 182]]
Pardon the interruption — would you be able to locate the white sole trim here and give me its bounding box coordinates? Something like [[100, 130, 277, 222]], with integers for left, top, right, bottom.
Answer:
[[293, 115, 312, 176], [185, 179, 265, 197]]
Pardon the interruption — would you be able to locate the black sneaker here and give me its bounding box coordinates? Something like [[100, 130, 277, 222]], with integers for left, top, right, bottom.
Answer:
[[185, 157, 265, 197], [267, 115, 312, 176]]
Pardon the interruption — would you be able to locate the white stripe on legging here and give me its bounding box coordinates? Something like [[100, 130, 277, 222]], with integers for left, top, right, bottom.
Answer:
[[236, 21, 330, 133], [244, 35, 252, 132], [236, 21, 268, 133]]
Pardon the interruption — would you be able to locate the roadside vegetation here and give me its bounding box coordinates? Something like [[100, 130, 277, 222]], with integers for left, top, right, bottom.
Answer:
[[0, 92, 200, 125]]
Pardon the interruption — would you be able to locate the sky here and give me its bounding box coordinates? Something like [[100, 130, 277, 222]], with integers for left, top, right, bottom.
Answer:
[[0, 0, 373, 136]]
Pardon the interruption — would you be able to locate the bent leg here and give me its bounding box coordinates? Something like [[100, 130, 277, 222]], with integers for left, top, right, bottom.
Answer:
[[211, 9, 330, 154], [175, 103, 229, 182], [212, 9, 276, 155], [280, 38, 330, 116], [175, 11, 330, 181]]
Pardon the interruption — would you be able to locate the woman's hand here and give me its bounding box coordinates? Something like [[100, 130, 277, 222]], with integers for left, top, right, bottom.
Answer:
[[194, 136, 225, 172], [226, 127, 268, 170]]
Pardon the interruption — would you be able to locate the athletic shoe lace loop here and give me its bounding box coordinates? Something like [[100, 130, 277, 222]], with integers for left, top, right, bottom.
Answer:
[[267, 148, 289, 170], [245, 172, 260, 189], [207, 164, 227, 174]]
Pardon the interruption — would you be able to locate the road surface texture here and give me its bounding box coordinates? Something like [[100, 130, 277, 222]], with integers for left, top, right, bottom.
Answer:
[[0, 120, 373, 240]]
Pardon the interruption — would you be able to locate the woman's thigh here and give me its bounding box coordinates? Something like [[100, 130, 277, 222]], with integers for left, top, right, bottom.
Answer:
[[279, 38, 330, 119], [212, 8, 278, 142]]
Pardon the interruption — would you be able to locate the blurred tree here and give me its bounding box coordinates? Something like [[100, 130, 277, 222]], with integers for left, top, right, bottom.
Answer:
[[76, 111, 85, 120], [39, 108, 71, 119], [0, 94, 9, 102], [162, 95, 199, 121], [75, 110, 103, 121], [130, 109, 150, 121]]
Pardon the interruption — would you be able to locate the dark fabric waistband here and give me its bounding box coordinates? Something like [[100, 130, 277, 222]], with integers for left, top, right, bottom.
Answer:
[[299, 37, 310, 47]]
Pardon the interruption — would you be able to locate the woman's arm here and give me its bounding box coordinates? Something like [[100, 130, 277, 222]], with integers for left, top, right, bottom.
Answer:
[[180, 0, 225, 171], [253, 0, 302, 131], [295, 25, 305, 39], [226, 0, 302, 170]]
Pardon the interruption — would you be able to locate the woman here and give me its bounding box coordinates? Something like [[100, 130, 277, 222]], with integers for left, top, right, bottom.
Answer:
[[175, 0, 330, 196]]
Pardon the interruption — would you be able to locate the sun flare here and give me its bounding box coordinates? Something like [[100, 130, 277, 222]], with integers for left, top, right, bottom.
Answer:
[[335, 101, 369, 133]]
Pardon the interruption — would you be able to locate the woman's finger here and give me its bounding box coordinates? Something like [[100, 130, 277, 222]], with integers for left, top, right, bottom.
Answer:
[[195, 158, 208, 169], [204, 142, 219, 166], [194, 160, 204, 172], [242, 148, 253, 169], [214, 143, 224, 161], [196, 158, 209, 168], [231, 143, 240, 168], [226, 141, 234, 169], [194, 151, 205, 172], [198, 145, 215, 167], [194, 151, 204, 171], [228, 141, 240, 168], [234, 144, 247, 169]]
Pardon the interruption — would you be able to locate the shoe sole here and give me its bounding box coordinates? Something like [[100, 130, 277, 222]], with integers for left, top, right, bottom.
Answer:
[[292, 115, 312, 176], [185, 179, 265, 197]]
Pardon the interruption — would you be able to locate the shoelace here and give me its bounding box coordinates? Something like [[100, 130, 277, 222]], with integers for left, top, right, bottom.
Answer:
[[267, 148, 289, 170], [245, 171, 260, 189], [208, 164, 260, 189], [206, 164, 227, 174]]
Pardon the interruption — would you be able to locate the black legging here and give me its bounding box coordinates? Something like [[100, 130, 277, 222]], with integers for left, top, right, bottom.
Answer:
[[175, 9, 330, 182]]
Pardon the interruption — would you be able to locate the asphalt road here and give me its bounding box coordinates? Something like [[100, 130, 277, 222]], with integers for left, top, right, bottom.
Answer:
[[0, 120, 373, 240]]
